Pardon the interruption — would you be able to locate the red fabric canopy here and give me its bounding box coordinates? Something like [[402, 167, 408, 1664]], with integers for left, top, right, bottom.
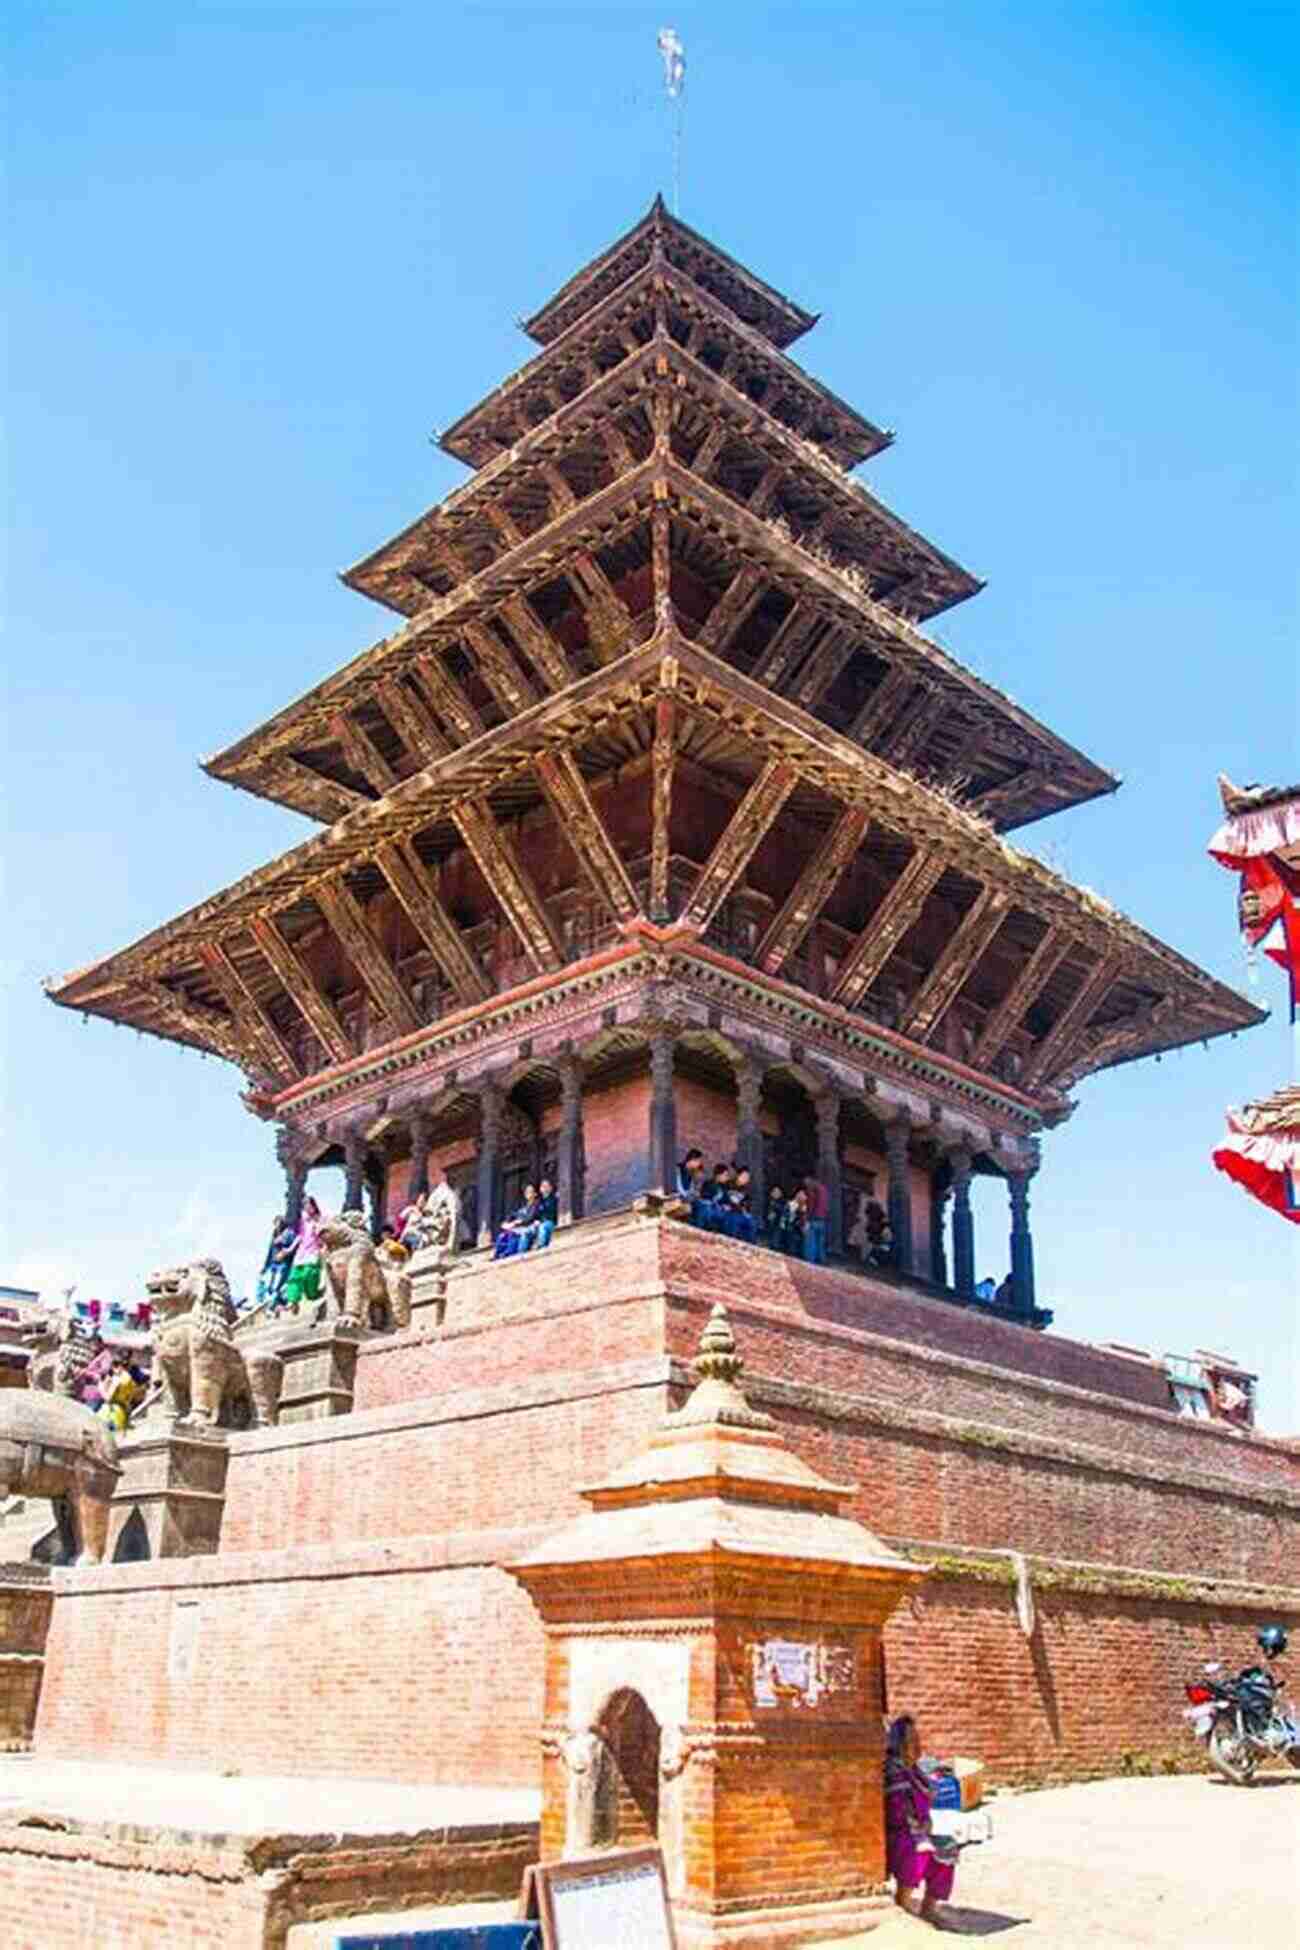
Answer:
[[1212, 1089, 1300, 1225]]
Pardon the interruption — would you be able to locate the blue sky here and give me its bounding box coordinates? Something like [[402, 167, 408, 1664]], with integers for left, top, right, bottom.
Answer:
[[5, 5, 1297, 1422]]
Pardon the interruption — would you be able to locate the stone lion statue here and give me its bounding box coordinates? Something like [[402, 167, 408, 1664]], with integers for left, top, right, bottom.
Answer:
[[316, 1210, 411, 1332], [153, 1259, 283, 1430]]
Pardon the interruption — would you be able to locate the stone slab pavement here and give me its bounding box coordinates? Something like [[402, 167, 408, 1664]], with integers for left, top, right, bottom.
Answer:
[[827, 1775, 1300, 1949], [0, 1752, 540, 1841]]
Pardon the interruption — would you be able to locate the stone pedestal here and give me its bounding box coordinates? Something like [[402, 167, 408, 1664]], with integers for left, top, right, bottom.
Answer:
[[511, 1304, 929, 1949], [108, 1429, 229, 1559], [407, 1252, 450, 1332], [0, 1564, 52, 1750], [275, 1320, 362, 1423]]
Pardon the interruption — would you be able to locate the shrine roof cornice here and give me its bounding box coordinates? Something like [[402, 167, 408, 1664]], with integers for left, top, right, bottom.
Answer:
[[55, 634, 1258, 1053], [522, 196, 818, 351]]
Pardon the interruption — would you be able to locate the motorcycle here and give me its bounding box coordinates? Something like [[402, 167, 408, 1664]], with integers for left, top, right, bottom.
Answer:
[[1184, 1641, 1300, 1785]]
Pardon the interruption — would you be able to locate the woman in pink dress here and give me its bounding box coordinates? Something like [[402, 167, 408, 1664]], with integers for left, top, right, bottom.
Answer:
[[282, 1195, 324, 1309], [885, 1713, 957, 1927]]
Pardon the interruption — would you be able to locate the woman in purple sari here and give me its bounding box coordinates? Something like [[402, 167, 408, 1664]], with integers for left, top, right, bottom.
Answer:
[[885, 1712, 956, 1926]]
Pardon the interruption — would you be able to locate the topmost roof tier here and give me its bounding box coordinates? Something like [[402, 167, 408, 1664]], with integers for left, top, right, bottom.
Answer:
[[523, 195, 819, 351]]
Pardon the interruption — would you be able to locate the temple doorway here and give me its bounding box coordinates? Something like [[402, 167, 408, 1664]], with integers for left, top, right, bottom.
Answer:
[[596, 1687, 661, 1845]]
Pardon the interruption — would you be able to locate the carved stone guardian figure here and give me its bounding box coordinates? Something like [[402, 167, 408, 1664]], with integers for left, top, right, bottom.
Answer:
[[317, 1210, 412, 1331], [153, 1259, 284, 1429]]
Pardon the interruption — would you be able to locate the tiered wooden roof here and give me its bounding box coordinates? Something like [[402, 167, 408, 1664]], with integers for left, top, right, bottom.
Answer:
[[47, 203, 1262, 1114]]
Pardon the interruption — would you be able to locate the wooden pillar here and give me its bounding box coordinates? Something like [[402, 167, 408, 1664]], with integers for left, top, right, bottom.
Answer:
[[648, 1030, 677, 1196], [476, 1081, 503, 1249], [363, 1156, 386, 1240], [408, 1109, 431, 1201], [734, 1057, 765, 1212], [556, 1054, 584, 1227], [1007, 1166, 1038, 1318], [815, 1088, 843, 1256], [950, 1148, 976, 1300], [343, 1129, 366, 1212], [276, 1128, 306, 1230], [929, 1167, 952, 1289], [885, 1114, 914, 1274]]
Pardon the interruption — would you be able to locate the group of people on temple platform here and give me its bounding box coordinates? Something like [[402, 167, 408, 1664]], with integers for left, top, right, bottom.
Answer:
[[676, 1150, 841, 1265], [677, 1150, 906, 1272], [491, 1179, 558, 1259]]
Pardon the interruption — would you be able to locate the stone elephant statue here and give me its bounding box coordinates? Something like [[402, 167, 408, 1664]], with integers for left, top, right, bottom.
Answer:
[[0, 1390, 120, 1565], [317, 1210, 412, 1332], [153, 1259, 283, 1430]]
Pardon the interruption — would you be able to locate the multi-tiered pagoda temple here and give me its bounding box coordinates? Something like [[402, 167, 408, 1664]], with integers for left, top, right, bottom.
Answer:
[[48, 200, 1260, 1319]]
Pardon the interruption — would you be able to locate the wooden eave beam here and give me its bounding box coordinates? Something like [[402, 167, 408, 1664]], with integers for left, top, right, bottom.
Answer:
[[498, 594, 576, 691], [898, 885, 1012, 1041], [312, 875, 421, 1036], [452, 798, 563, 972], [830, 849, 947, 1008], [412, 653, 487, 744], [650, 668, 678, 921], [331, 713, 397, 796], [695, 564, 765, 654], [376, 678, 451, 765], [569, 550, 634, 665], [462, 620, 538, 716], [249, 915, 355, 1066], [135, 979, 247, 1069], [254, 754, 368, 824], [971, 926, 1071, 1068], [1020, 956, 1122, 1089], [198, 940, 301, 1083], [882, 684, 949, 768], [534, 751, 640, 923], [373, 841, 491, 1005], [750, 603, 820, 688], [680, 759, 797, 932], [789, 624, 856, 713], [756, 806, 870, 974]]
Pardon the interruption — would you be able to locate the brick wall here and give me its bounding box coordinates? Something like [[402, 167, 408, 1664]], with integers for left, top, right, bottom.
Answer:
[[581, 1071, 650, 1212], [24, 1215, 1300, 1801], [882, 1565, 1300, 1784], [34, 1541, 548, 1786]]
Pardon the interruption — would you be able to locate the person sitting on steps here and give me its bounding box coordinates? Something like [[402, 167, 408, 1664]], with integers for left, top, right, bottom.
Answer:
[[493, 1184, 539, 1259]]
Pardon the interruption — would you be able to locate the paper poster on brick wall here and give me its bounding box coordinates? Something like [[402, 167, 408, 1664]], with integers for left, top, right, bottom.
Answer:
[[750, 1638, 854, 1709]]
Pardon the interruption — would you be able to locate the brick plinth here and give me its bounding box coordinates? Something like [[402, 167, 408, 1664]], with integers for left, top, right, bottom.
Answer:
[[0, 1809, 536, 1950], [109, 1428, 229, 1560], [0, 1567, 52, 1750], [274, 1320, 362, 1422]]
